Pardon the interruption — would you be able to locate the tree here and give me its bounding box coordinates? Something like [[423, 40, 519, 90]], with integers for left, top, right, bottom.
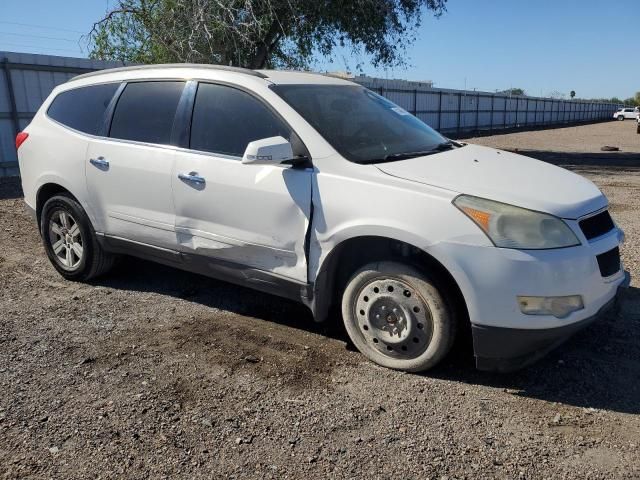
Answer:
[[569, 90, 576, 99], [88, 0, 447, 69], [501, 87, 525, 96]]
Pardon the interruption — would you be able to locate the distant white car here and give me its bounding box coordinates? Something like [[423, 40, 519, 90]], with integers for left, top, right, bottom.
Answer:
[[613, 107, 639, 120]]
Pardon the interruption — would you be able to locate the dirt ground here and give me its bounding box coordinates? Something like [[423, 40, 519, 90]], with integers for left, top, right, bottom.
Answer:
[[464, 120, 640, 155], [1, 120, 639, 479]]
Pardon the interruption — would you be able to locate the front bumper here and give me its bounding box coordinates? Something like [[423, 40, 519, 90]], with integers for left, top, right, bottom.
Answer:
[[472, 270, 630, 372]]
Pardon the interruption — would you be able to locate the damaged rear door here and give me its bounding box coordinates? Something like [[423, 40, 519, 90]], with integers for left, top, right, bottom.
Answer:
[[171, 82, 312, 286]]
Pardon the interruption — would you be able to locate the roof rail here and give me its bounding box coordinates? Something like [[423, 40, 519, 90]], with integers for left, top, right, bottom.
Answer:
[[71, 63, 268, 81]]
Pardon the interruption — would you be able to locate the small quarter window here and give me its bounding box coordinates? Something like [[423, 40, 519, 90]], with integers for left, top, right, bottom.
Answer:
[[47, 83, 119, 135], [190, 83, 290, 157], [109, 81, 185, 145]]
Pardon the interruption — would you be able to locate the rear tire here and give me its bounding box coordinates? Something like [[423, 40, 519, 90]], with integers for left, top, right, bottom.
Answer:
[[41, 194, 114, 281], [341, 261, 456, 372]]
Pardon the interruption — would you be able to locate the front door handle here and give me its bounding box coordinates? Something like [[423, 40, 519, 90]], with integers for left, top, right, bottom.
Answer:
[[178, 171, 206, 185], [89, 156, 109, 169]]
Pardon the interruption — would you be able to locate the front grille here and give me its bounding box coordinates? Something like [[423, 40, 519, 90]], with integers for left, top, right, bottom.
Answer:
[[596, 247, 621, 277], [579, 210, 615, 240]]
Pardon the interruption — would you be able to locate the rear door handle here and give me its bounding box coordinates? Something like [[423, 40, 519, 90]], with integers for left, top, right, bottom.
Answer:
[[89, 157, 109, 169], [178, 171, 206, 185]]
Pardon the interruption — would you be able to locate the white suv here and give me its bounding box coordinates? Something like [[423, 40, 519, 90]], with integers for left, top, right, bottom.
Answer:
[[613, 107, 639, 120], [17, 64, 629, 372]]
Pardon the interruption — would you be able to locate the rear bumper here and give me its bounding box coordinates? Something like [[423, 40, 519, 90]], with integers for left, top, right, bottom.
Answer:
[[472, 270, 630, 372]]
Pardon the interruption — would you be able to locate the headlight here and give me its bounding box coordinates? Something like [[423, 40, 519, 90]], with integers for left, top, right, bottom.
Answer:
[[453, 195, 580, 249]]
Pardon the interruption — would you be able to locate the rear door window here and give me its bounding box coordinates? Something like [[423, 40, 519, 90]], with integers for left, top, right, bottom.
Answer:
[[109, 81, 185, 145], [189, 83, 290, 157], [47, 83, 120, 135]]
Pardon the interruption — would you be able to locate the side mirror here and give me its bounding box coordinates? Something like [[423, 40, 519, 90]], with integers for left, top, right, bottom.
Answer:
[[242, 136, 294, 165]]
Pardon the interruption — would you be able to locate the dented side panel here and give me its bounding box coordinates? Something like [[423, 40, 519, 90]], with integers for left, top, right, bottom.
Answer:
[[172, 151, 312, 283]]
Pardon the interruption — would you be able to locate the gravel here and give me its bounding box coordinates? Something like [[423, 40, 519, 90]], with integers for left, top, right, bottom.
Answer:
[[1, 121, 639, 479], [463, 119, 640, 155]]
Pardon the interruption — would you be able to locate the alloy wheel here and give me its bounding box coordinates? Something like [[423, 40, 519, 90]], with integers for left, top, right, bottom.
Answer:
[[47, 210, 84, 270]]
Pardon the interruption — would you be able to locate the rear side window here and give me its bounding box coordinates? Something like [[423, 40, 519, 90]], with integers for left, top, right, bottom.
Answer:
[[47, 83, 119, 135], [109, 81, 185, 145], [190, 83, 290, 157]]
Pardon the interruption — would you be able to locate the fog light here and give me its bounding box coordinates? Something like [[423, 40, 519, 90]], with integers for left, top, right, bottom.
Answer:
[[517, 295, 584, 319]]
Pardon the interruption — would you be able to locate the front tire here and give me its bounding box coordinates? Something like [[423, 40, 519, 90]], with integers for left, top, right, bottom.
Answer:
[[341, 261, 456, 372], [41, 194, 114, 281], [617, 115, 625, 121]]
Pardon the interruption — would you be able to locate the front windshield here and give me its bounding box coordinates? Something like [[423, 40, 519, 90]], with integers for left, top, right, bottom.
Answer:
[[272, 84, 451, 164]]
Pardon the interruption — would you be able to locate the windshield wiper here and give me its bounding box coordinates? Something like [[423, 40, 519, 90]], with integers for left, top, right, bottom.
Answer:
[[383, 150, 439, 161], [359, 141, 461, 164], [358, 149, 441, 164], [383, 142, 456, 161], [434, 141, 457, 150]]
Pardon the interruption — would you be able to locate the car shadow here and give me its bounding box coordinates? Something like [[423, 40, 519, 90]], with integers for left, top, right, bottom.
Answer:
[[91, 256, 332, 336], [0, 177, 23, 200], [429, 286, 640, 415], [95, 256, 640, 415]]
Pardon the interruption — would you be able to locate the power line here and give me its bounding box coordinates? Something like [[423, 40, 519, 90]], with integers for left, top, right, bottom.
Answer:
[[0, 42, 84, 54], [0, 21, 85, 35], [0, 31, 80, 43]]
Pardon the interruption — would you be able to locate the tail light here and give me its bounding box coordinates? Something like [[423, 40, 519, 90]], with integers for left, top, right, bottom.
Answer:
[[16, 132, 29, 150]]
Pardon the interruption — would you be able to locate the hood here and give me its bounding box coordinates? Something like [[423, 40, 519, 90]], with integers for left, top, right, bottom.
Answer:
[[376, 144, 606, 219]]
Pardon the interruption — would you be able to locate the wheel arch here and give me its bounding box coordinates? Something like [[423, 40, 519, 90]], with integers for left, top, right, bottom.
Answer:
[[35, 182, 80, 232], [310, 235, 470, 331]]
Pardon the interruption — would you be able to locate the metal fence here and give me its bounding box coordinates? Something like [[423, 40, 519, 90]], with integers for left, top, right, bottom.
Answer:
[[354, 77, 619, 135], [0, 52, 126, 177], [0, 51, 620, 177]]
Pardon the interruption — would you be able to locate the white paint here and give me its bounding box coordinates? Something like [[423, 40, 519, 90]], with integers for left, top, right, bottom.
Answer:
[[172, 149, 311, 282], [18, 65, 627, 335], [376, 145, 606, 219], [86, 138, 177, 250], [242, 136, 294, 165]]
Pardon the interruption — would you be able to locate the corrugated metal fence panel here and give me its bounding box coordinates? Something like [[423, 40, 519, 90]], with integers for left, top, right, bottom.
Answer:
[[0, 51, 622, 177], [351, 79, 619, 133], [0, 51, 126, 176]]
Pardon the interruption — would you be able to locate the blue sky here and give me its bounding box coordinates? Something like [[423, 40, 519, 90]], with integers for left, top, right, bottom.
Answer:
[[0, 0, 637, 99]]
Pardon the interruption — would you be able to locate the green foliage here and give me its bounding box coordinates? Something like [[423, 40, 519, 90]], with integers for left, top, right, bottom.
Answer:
[[588, 96, 622, 104], [569, 90, 576, 99], [501, 88, 525, 96], [88, 0, 447, 69], [632, 91, 640, 106], [604, 92, 638, 106]]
